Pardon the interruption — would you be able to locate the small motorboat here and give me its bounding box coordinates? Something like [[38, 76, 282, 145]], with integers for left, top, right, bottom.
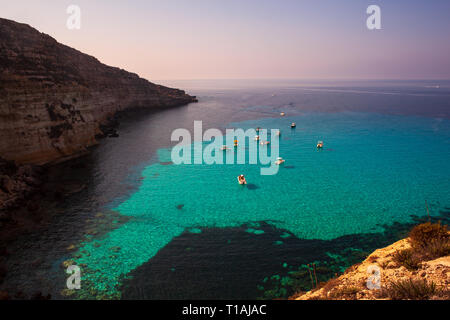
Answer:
[[280, 112, 285, 116], [256, 127, 261, 132], [317, 141, 324, 149], [275, 157, 285, 165], [237, 174, 247, 185], [275, 130, 281, 136], [260, 140, 270, 145], [255, 135, 260, 141], [234, 139, 238, 147], [291, 123, 296, 128]]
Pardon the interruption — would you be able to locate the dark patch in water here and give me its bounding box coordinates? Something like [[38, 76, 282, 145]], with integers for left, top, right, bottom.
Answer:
[[176, 204, 184, 210], [160, 162, 173, 166], [440, 210, 449, 217], [246, 184, 259, 190], [152, 173, 159, 178], [326, 148, 334, 152], [284, 165, 295, 169], [120, 212, 450, 300]]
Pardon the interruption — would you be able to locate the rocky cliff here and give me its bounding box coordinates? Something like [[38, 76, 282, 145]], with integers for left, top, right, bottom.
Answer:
[[294, 230, 449, 300], [0, 18, 197, 165]]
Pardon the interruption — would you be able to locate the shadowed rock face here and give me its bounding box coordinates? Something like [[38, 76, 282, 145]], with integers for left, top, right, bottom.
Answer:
[[0, 18, 197, 165]]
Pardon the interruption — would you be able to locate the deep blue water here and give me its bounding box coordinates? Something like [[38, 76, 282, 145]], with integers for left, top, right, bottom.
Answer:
[[1, 80, 449, 299]]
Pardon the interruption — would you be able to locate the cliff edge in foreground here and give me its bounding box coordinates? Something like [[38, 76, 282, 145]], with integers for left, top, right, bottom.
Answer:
[[0, 17, 197, 165], [294, 223, 449, 300]]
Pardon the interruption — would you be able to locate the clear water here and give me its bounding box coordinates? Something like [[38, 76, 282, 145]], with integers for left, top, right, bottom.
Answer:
[[2, 80, 450, 299], [75, 107, 450, 297]]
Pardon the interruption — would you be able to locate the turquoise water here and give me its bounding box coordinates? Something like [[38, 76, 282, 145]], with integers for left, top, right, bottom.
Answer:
[[73, 110, 450, 296]]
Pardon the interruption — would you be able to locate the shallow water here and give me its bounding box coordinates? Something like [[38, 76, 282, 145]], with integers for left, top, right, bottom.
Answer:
[[1, 80, 450, 299]]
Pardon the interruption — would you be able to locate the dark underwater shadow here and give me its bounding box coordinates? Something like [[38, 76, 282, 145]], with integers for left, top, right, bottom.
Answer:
[[246, 183, 259, 190], [120, 210, 450, 300]]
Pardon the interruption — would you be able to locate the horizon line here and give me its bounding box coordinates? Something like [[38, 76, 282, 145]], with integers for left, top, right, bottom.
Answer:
[[155, 78, 450, 82]]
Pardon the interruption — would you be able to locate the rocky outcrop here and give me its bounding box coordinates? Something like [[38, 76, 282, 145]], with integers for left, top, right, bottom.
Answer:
[[0, 17, 197, 165], [0, 157, 45, 226], [294, 237, 449, 300], [0, 157, 42, 205]]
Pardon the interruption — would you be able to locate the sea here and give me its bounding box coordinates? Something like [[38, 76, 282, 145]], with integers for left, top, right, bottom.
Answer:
[[1, 79, 449, 299]]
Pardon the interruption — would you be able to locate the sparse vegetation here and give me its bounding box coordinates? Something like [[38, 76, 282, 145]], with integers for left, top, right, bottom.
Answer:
[[291, 222, 449, 300], [409, 222, 448, 249], [393, 248, 421, 270], [394, 222, 449, 270], [380, 279, 447, 300]]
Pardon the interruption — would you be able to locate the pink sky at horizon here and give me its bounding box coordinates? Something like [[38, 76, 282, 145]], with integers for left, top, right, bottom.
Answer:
[[1, 0, 449, 81]]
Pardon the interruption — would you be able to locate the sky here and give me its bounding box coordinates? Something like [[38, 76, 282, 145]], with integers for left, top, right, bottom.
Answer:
[[1, 0, 450, 80]]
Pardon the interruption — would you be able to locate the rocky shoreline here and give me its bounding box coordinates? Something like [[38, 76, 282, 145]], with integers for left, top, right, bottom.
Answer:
[[0, 108, 126, 240], [0, 157, 45, 235], [0, 17, 197, 236]]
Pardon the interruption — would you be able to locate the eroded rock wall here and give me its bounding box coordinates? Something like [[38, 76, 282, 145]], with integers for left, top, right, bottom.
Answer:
[[0, 18, 196, 165]]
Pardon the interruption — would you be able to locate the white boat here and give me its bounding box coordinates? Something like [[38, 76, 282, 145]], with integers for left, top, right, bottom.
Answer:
[[275, 157, 285, 165], [237, 175, 247, 185]]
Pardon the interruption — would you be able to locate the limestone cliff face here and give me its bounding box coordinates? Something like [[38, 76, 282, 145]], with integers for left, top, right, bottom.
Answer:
[[0, 18, 196, 165]]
